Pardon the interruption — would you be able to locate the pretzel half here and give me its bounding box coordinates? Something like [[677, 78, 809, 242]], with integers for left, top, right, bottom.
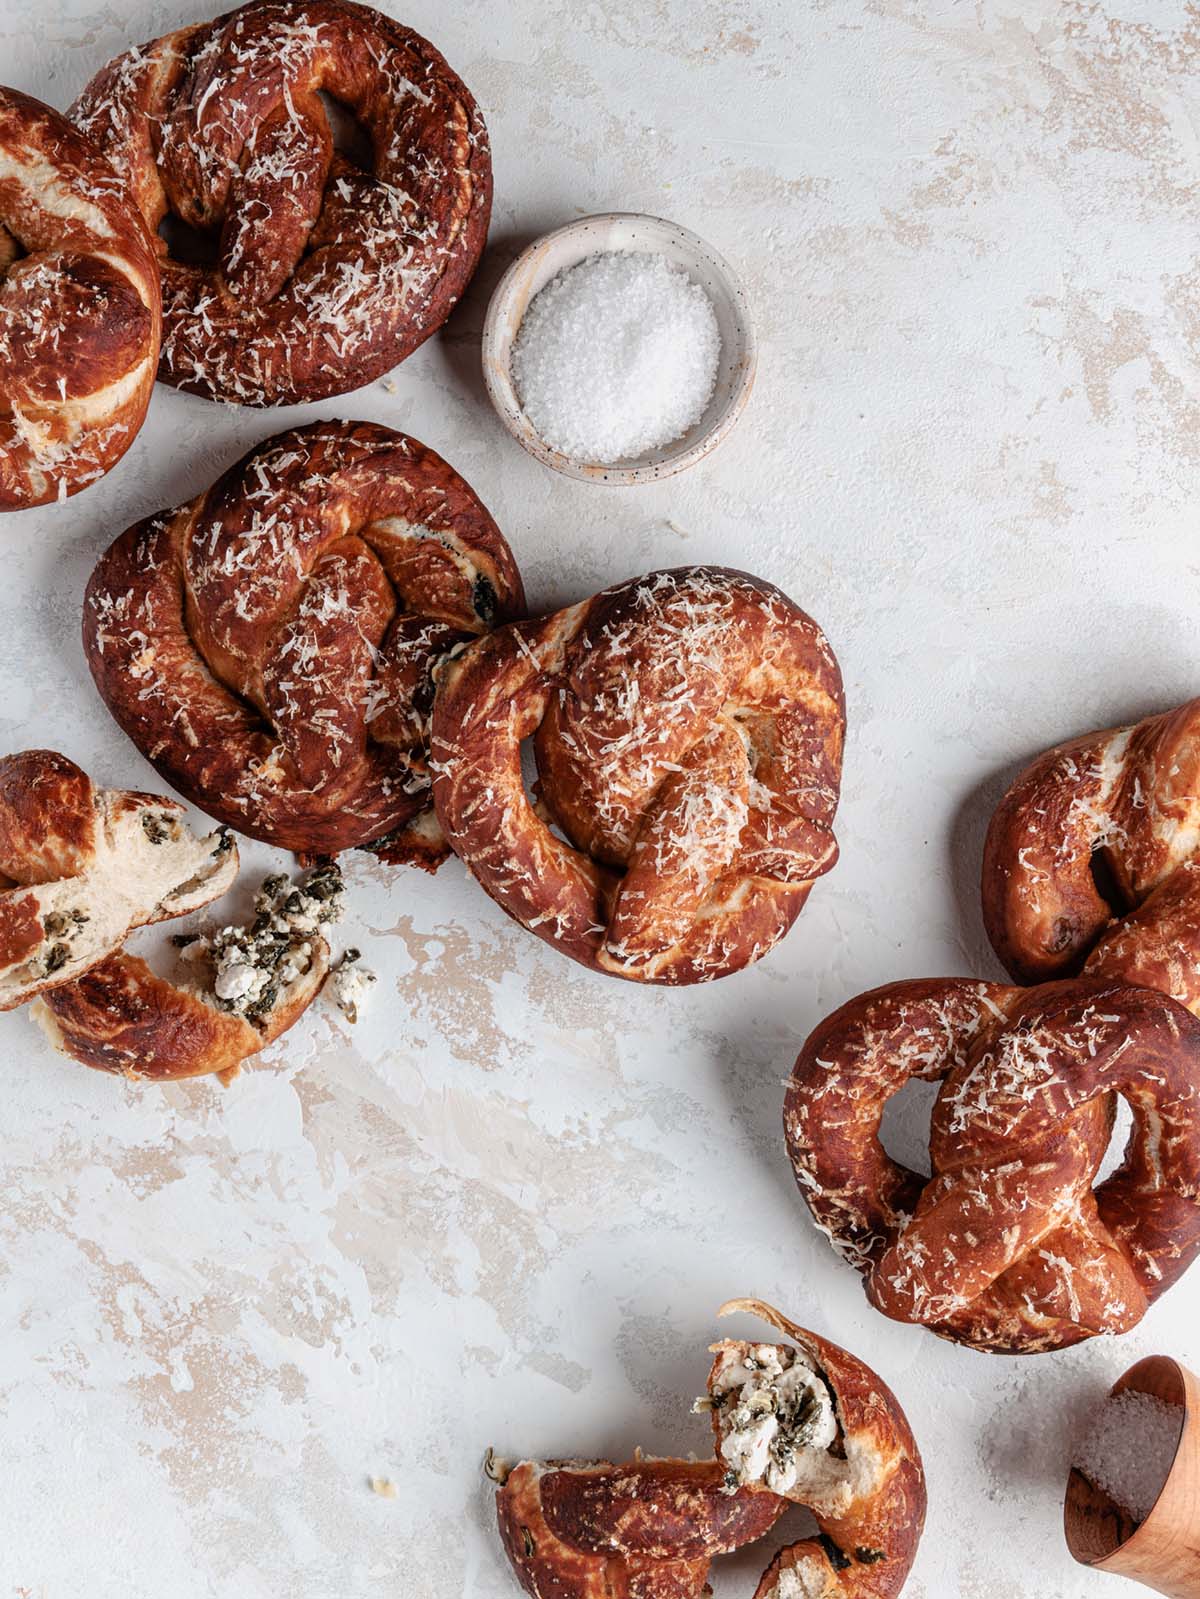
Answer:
[[983, 698, 1200, 1000], [84, 420, 524, 863], [72, 0, 490, 405], [0, 86, 159, 510], [707, 1299, 926, 1599], [33, 938, 327, 1082], [784, 976, 1200, 1353], [495, 1458, 785, 1599], [432, 566, 844, 984]]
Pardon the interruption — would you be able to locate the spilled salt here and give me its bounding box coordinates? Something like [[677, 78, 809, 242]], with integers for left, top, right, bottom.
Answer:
[[1072, 1389, 1183, 1523], [512, 250, 720, 462]]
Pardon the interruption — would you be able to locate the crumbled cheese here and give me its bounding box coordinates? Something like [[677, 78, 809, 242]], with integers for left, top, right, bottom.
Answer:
[[369, 1476, 398, 1499], [703, 1342, 837, 1497], [206, 864, 344, 1022], [327, 948, 376, 1023]]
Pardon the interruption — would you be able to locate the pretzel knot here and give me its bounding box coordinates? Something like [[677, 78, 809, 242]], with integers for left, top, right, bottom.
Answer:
[[431, 566, 845, 984], [0, 87, 160, 511], [785, 976, 1200, 1353], [984, 697, 1200, 1005], [72, 0, 491, 405], [84, 420, 524, 862]]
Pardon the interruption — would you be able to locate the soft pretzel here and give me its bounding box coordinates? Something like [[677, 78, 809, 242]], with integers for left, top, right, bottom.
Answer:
[[33, 864, 339, 1081], [0, 749, 236, 1009], [494, 1459, 786, 1599], [705, 1299, 926, 1599], [0, 86, 159, 511], [72, 0, 490, 406], [431, 566, 844, 984], [784, 976, 1200, 1353], [84, 420, 524, 863], [983, 698, 1200, 999], [491, 1302, 924, 1599]]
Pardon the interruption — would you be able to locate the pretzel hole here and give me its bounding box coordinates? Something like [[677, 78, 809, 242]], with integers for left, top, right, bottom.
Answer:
[[1097, 1097, 1133, 1185], [0, 221, 23, 280], [718, 1503, 820, 1589], [1090, 844, 1136, 918], [878, 1078, 937, 1179], [520, 739, 571, 845], [318, 91, 374, 172], [158, 212, 219, 267]]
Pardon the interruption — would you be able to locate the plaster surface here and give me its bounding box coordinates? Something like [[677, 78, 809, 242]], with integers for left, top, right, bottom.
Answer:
[[2, 3, 1199, 1595]]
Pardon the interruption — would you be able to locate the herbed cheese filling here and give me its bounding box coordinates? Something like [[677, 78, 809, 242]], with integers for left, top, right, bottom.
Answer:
[[700, 1342, 838, 1497], [177, 864, 344, 1025]]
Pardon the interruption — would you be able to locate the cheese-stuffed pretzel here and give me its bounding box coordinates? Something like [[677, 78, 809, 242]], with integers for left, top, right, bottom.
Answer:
[[72, 0, 490, 405], [432, 566, 844, 984], [706, 1299, 926, 1599], [784, 977, 1200, 1353], [983, 697, 1200, 1003], [84, 421, 524, 864], [490, 1301, 925, 1599], [0, 86, 159, 510]]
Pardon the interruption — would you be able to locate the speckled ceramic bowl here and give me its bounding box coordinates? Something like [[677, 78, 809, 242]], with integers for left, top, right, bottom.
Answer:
[[481, 212, 757, 485]]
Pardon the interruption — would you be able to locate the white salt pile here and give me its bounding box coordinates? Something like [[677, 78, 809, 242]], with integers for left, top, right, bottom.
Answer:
[[1072, 1389, 1183, 1523], [512, 250, 721, 462]]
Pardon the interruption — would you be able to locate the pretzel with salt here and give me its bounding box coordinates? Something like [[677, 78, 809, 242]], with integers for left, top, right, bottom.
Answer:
[[784, 976, 1200, 1353], [84, 420, 524, 864]]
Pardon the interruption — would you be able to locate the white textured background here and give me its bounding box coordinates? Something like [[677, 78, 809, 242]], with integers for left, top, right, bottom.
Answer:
[[3, 1, 1200, 1595]]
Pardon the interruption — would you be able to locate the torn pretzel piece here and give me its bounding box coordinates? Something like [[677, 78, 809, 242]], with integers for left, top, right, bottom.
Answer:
[[0, 750, 237, 1010], [707, 1300, 926, 1599], [494, 1456, 785, 1599], [31, 865, 343, 1083]]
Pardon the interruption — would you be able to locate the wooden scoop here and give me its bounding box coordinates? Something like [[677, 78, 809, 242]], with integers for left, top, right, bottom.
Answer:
[[1064, 1355, 1200, 1597]]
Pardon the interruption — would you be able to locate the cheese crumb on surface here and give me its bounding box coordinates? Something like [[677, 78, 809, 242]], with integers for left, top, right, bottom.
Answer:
[[369, 1476, 398, 1499], [328, 948, 377, 1023]]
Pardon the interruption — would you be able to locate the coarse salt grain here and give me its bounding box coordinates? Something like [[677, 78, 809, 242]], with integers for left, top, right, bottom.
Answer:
[[1072, 1388, 1183, 1523], [512, 250, 721, 462]]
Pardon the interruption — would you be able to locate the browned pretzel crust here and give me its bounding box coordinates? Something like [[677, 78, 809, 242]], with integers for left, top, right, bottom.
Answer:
[[709, 1300, 926, 1599], [983, 699, 1200, 999], [784, 977, 1200, 1353], [0, 87, 159, 510], [34, 944, 326, 1082], [432, 566, 844, 984], [495, 1459, 785, 1599], [84, 420, 524, 863], [71, 0, 490, 405]]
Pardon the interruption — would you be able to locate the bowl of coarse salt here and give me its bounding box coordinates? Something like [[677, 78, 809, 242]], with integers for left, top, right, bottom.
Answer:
[[481, 213, 756, 485], [1065, 1354, 1200, 1598]]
